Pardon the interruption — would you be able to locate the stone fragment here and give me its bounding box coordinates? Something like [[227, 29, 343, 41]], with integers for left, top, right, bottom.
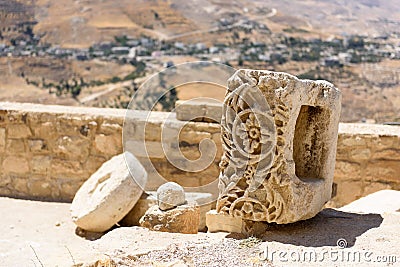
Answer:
[[139, 204, 199, 234], [217, 69, 341, 225], [186, 192, 214, 231], [157, 182, 186, 211], [119, 192, 157, 227], [206, 210, 243, 233], [70, 152, 147, 232], [121, 191, 213, 231], [206, 210, 270, 236]]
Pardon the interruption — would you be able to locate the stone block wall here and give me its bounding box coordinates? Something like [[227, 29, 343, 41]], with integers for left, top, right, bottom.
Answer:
[[0, 102, 221, 202], [0, 102, 399, 206], [0, 103, 124, 201], [332, 123, 400, 206]]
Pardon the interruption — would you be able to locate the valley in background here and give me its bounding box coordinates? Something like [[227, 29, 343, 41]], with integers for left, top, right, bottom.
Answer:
[[0, 0, 399, 123]]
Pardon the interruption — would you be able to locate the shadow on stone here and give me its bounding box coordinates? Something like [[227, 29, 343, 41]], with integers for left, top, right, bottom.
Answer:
[[226, 209, 383, 248], [75, 227, 104, 241]]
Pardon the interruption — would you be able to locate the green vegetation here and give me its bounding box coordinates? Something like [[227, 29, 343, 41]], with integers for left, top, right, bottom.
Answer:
[[114, 35, 128, 46], [24, 61, 147, 100], [283, 27, 309, 33], [158, 86, 178, 111]]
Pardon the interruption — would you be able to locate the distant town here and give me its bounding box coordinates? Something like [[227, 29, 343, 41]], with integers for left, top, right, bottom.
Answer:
[[1, 13, 399, 123], [2, 19, 400, 69]]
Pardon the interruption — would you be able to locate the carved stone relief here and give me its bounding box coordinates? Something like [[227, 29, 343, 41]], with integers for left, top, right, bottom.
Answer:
[[217, 69, 341, 224]]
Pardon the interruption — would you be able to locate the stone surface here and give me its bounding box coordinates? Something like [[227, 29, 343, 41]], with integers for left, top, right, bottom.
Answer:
[[94, 133, 121, 156], [0, 127, 5, 149], [206, 209, 243, 233], [157, 182, 186, 211], [175, 99, 222, 123], [339, 190, 400, 214], [7, 123, 32, 138], [206, 210, 270, 236], [70, 152, 147, 232], [1, 197, 400, 267], [6, 139, 25, 154], [119, 192, 157, 227], [121, 191, 213, 231], [185, 191, 215, 230], [0, 102, 399, 207], [139, 204, 199, 234], [2, 156, 29, 174], [217, 70, 342, 224], [28, 139, 46, 152]]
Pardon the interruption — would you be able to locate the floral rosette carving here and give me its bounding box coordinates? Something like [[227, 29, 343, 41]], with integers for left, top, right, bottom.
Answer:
[[217, 81, 284, 221]]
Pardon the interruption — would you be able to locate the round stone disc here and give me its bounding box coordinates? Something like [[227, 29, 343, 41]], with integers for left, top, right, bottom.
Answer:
[[71, 152, 147, 232]]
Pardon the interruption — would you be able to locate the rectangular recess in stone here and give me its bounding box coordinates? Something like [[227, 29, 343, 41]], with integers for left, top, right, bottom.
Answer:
[[216, 69, 341, 225]]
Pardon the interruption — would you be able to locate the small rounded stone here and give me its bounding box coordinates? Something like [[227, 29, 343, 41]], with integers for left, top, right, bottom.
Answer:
[[157, 182, 186, 211]]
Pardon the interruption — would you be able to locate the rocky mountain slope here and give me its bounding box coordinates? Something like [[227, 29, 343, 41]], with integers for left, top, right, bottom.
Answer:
[[24, 0, 400, 47]]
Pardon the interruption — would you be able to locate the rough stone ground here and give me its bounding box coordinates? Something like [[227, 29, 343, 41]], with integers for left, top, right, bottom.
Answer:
[[0, 197, 399, 267]]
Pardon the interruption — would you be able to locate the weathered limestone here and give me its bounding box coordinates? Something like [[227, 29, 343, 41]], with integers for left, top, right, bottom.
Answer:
[[0, 128, 5, 148], [70, 152, 147, 232], [0, 103, 399, 207], [206, 210, 269, 236], [175, 99, 222, 123], [120, 191, 213, 231], [339, 190, 400, 214], [186, 192, 214, 231], [206, 210, 243, 233], [157, 182, 186, 211], [217, 70, 341, 224], [139, 204, 200, 234], [119, 192, 158, 227], [331, 123, 400, 207]]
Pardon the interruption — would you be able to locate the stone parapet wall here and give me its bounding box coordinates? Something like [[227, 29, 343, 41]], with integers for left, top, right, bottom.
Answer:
[[333, 123, 400, 206], [0, 102, 399, 206], [0, 102, 221, 202], [0, 103, 125, 201]]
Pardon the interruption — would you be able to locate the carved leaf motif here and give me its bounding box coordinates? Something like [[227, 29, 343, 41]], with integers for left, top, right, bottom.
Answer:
[[217, 76, 286, 222]]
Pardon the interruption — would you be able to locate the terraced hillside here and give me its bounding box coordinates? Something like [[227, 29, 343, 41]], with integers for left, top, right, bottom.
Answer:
[[0, 0, 36, 43]]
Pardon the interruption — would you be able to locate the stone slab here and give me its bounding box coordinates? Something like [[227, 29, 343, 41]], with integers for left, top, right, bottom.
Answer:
[[175, 99, 222, 123], [120, 191, 213, 231], [339, 190, 400, 214]]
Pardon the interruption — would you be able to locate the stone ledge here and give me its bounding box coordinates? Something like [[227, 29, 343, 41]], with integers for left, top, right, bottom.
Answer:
[[339, 123, 400, 136], [175, 99, 222, 123], [2, 102, 398, 137]]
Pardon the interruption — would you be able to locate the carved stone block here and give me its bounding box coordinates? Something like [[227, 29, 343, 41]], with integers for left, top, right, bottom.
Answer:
[[216, 69, 341, 224]]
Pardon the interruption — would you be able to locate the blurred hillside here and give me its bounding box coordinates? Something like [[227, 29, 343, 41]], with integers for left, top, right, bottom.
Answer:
[[0, 0, 399, 122]]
